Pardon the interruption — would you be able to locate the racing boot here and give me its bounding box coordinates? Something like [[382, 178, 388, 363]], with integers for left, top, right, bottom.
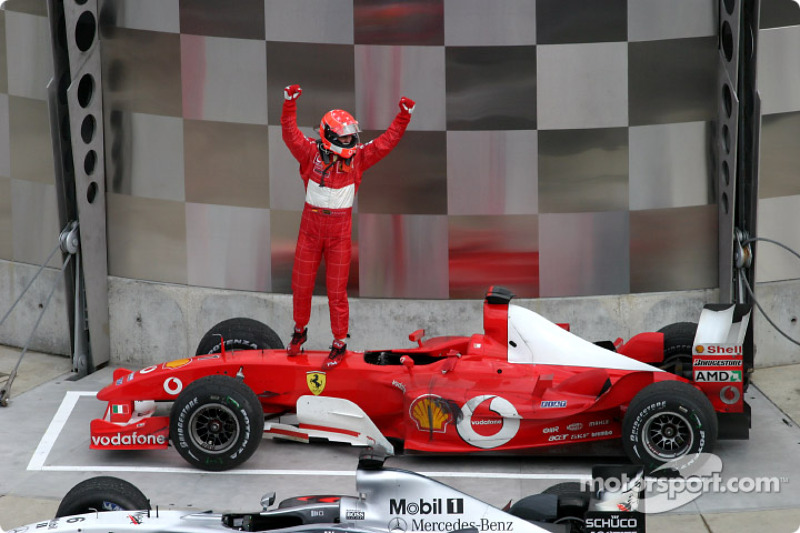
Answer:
[[323, 339, 347, 369], [287, 327, 307, 356]]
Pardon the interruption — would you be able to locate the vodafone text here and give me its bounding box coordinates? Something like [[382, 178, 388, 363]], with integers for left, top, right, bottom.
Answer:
[[91, 432, 167, 447]]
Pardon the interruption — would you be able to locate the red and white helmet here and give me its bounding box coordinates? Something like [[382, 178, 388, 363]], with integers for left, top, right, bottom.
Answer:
[[319, 109, 361, 159]]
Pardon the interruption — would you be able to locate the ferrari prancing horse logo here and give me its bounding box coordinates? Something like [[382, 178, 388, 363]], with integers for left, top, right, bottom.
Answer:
[[306, 371, 326, 395]]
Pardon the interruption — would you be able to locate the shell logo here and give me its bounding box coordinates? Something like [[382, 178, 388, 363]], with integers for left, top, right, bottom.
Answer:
[[409, 395, 453, 433], [695, 345, 704, 353], [163, 358, 191, 369]]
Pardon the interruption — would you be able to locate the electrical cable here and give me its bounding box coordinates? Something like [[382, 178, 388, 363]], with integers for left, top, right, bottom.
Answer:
[[737, 236, 800, 347], [740, 274, 800, 347], [743, 236, 800, 263]]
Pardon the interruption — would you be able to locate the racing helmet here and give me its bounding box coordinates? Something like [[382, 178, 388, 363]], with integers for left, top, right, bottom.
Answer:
[[319, 109, 361, 159]]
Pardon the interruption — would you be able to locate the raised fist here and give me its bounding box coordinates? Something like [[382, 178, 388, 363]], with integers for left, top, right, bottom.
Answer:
[[399, 96, 416, 115], [284, 84, 302, 101]]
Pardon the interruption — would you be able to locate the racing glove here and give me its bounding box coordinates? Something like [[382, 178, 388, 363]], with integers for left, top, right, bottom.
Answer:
[[284, 84, 302, 101], [399, 96, 416, 115]]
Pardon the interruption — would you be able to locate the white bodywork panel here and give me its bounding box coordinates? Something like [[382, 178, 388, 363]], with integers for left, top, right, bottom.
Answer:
[[352, 467, 555, 533], [265, 396, 395, 455], [694, 305, 751, 345], [8, 510, 227, 533], [506, 305, 663, 372]]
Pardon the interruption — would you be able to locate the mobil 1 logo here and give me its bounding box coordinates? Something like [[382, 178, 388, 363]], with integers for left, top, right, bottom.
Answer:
[[389, 498, 464, 515]]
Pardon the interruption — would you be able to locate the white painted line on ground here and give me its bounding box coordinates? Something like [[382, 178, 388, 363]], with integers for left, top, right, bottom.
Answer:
[[36, 465, 354, 475], [415, 472, 590, 481], [28, 391, 96, 471], [29, 390, 590, 481], [37, 464, 588, 480]]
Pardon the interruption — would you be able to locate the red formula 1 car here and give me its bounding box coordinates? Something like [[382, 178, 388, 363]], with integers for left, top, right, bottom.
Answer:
[[91, 287, 751, 472]]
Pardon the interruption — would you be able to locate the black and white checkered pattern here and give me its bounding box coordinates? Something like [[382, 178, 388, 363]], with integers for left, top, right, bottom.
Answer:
[[1, 0, 799, 299]]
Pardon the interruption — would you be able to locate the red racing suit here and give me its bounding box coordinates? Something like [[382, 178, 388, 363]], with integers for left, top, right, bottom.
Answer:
[[281, 99, 411, 339]]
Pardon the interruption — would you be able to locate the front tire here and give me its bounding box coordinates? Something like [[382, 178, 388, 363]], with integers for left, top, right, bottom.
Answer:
[[55, 476, 149, 517], [196, 317, 284, 355], [170, 375, 264, 471], [622, 380, 717, 471]]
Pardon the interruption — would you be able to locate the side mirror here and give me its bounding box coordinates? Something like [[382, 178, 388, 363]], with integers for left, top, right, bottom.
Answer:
[[442, 351, 460, 374], [409, 329, 425, 347], [400, 355, 414, 369]]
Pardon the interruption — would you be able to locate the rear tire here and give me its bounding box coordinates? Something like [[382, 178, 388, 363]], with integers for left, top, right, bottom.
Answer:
[[657, 322, 697, 380], [196, 317, 284, 355], [510, 483, 587, 533], [55, 476, 149, 517], [170, 375, 264, 471], [542, 482, 589, 533], [622, 380, 717, 472]]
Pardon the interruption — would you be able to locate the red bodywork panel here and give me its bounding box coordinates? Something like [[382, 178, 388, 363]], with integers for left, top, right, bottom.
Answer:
[[692, 343, 745, 414], [616, 332, 665, 363], [91, 300, 726, 456], [93, 346, 650, 453], [90, 415, 170, 450]]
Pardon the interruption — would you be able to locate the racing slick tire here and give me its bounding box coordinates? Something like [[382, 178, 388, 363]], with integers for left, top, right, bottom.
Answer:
[[170, 375, 265, 471], [542, 482, 590, 533], [196, 317, 284, 355], [657, 322, 697, 380], [622, 380, 717, 471], [55, 476, 150, 517]]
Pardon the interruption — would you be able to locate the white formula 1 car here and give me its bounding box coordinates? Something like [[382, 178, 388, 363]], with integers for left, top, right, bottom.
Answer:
[[1, 451, 645, 533]]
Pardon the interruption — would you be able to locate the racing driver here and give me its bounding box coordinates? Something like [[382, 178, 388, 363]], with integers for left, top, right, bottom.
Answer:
[[281, 84, 415, 369]]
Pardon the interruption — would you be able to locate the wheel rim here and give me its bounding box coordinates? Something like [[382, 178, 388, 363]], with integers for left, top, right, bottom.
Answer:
[[642, 410, 694, 460], [188, 402, 240, 454]]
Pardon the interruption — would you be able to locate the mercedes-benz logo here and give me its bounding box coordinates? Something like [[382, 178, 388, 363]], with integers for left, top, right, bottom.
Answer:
[[388, 517, 408, 533]]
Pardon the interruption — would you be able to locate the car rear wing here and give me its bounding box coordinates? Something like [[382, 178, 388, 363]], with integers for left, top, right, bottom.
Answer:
[[694, 303, 751, 346], [692, 303, 752, 440]]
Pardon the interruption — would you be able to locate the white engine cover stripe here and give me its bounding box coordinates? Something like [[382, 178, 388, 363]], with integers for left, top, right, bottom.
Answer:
[[507, 305, 663, 372]]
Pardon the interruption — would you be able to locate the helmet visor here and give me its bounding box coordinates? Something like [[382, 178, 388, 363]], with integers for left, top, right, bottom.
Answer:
[[337, 122, 360, 136]]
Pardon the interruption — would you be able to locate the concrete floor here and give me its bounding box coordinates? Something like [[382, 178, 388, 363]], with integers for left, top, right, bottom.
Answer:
[[2, 345, 800, 532]]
